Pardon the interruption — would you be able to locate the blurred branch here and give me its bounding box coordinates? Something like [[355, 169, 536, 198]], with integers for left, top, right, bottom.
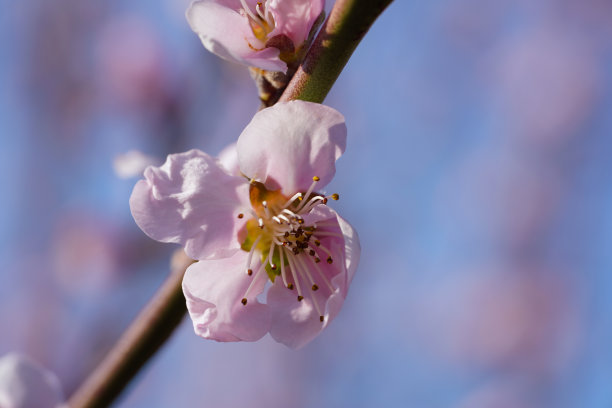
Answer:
[[68, 251, 195, 408], [279, 0, 394, 104]]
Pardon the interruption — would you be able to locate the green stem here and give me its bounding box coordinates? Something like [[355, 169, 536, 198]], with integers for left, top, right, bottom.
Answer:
[[68, 251, 195, 408], [279, 0, 394, 104]]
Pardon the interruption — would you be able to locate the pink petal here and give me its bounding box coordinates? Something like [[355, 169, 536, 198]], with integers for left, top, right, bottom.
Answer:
[[237, 100, 347, 195], [183, 252, 272, 342], [267, 205, 358, 348], [187, 0, 287, 72], [267, 0, 325, 47], [217, 142, 241, 176], [0, 353, 64, 408], [129, 149, 250, 260]]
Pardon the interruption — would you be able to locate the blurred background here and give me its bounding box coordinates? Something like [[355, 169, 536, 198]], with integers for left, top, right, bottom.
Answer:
[[1, 0, 612, 406]]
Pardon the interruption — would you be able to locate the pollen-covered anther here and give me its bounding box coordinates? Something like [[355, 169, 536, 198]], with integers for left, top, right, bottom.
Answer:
[[319, 316, 325, 322], [309, 250, 315, 256], [237, 213, 244, 219], [314, 257, 321, 263], [297, 295, 304, 302], [312, 284, 319, 291], [287, 283, 294, 290], [331, 193, 339, 201], [271, 263, 277, 270], [241, 298, 248, 305], [314, 240, 321, 246], [327, 256, 333, 264], [312, 176, 320, 182], [247, 268, 253, 276]]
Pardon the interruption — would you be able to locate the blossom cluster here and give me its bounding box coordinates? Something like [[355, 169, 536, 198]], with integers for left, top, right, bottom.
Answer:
[[130, 0, 360, 348]]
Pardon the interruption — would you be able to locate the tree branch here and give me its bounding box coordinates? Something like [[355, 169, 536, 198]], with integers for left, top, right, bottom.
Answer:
[[279, 0, 394, 104]]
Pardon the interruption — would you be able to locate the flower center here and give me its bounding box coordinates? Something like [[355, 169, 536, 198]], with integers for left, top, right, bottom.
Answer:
[[239, 0, 276, 42], [237, 177, 341, 322]]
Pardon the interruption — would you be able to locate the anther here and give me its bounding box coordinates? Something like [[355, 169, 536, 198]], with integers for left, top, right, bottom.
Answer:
[[298, 218, 304, 224], [287, 283, 294, 290], [297, 295, 304, 302], [241, 298, 248, 305], [323, 198, 328, 204], [237, 213, 244, 219], [271, 264, 277, 270], [312, 284, 319, 291], [319, 316, 325, 322], [315, 240, 321, 246], [284, 232, 290, 238], [247, 269, 253, 276], [327, 257, 333, 264], [331, 193, 339, 200], [313, 176, 320, 182], [314, 258, 321, 263], [309, 250, 315, 256]]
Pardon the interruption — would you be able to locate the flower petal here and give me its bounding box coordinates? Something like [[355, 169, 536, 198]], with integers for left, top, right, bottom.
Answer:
[[267, 0, 325, 47], [186, 0, 287, 72], [217, 142, 240, 176], [237, 100, 347, 195], [130, 149, 250, 260], [183, 252, 271, 342], [267, 205, 357, 348], [0, 353, 64, 408]]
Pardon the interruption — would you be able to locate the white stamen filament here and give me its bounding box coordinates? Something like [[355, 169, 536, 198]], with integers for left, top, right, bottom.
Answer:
[[283, 247, 304, 299], [306, 254, 335, 293], [245, 234, 263, 274], [241, 262, 265, 305], [255, 2, 266, 20], [239, 0, 259, 22], [294, 254, 324, 321], [262, 200, 271, 218], [280, 250, 289, 287], [296, 177, 319, 212], [267, 243, 277, 270], [300, 196, 326, 213], [282, 193, 303, 209]]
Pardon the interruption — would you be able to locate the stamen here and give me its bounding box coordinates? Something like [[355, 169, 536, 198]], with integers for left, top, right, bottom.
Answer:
[[262, 200, 271, 219], [266, 243, 277, 271], [299, 196, 326, 213], [280, 249, 289, 287], [282, 193, 303, 209], [239, 0, 259, 22], [245, 234, 262, 274], [283, 247, 304, 300], [306, 255, 335, 293], [330, 193, 340, 200], [255, 2, 266, 20], [296, 176, 320, 212], [237, 213, 244, 219], [241, 262, 265, 306], [258, 217, 264, 229]]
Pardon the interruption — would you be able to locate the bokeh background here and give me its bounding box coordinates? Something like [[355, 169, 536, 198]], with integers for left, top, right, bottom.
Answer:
[[2, 0, 612, 406]]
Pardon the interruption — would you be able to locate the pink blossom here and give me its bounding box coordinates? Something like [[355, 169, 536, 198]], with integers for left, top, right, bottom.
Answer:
[[186, 0, 325, 73], [0, 353, 64, 408], [130, 100, 359, 348]]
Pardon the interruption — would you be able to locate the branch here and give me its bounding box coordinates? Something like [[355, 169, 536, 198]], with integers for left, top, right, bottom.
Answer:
[[68, 251, 195, 408], [279, 0, 394, 104]]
